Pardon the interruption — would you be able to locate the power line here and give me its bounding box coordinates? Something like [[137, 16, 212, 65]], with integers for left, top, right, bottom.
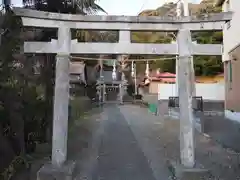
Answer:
[[137, 0, 148, 15]]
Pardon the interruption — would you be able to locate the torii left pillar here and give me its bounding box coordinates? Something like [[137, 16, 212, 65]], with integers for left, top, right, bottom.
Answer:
[[37, 26, 76, 180]]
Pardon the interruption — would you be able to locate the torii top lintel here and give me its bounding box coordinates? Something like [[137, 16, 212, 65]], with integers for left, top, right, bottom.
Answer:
[[13, 8, 232, 31]]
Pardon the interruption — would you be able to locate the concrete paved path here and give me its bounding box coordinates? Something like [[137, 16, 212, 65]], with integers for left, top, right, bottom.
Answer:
[[12, 104, 240, 180], [70, 104, 240, 180], [68, 104, 240, 180], [92, 106, 156, 180], [71, 105, 168, 180]]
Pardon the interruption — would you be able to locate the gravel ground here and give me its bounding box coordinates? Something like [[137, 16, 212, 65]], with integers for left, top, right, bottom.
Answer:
[[203, 114, 240, 153], [15, 104, 240, 180], [120, 105, 240, 180]]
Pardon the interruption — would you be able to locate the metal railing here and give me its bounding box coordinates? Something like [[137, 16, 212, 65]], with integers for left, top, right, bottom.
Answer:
[[168, 96, 203, 111], [168, 96, 179, 108]]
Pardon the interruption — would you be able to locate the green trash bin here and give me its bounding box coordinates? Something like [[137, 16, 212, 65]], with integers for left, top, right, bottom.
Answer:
[[148, 103, 157, 115]]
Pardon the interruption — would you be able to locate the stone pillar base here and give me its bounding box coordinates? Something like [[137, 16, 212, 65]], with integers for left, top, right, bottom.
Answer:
[[168, 161, 210, 180], [37, 161, 76, 180]]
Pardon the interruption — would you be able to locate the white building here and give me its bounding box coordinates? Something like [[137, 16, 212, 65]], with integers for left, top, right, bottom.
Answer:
[[215, 0, 240, 122]]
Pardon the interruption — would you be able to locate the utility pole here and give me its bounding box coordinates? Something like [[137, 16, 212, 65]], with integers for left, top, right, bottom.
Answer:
[[176, 0, 194, 98], [183, 0, 189, 16], [182, 0, 196, 98], [175, 0, 182, 97], [178, 0, 196, 168]]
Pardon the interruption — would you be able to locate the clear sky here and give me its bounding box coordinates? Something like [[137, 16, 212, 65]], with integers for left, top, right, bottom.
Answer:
[[10, 0, 202, 15], [97, 0, 202, 15]]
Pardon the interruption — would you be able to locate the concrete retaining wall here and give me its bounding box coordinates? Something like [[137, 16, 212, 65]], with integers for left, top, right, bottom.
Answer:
[[157, 83, 225, 101]]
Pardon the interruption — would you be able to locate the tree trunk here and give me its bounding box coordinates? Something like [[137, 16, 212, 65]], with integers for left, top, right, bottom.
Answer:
[[44, 54, 55, 143], [0, 123, 16, 172], [8, 103, 26, 155]]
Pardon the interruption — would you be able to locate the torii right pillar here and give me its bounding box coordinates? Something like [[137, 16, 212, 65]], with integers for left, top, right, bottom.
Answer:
[[173, 29, 210, 180], [177, 29, 195, 168]]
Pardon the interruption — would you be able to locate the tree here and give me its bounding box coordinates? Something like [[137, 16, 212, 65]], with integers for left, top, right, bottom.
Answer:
[[0, 0, 106, 178], [20, 0, 106, 142], [136, 1, 223, 76], [23, 0, 106, 14], [0, 9, 38, 177], [192, 4, 223, 76]]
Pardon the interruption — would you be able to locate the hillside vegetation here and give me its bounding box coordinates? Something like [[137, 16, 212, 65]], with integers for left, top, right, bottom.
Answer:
[[134, 0, 223, 76]]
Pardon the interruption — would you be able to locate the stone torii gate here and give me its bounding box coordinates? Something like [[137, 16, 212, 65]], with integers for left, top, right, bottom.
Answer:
[[13, 8, 231, 180]]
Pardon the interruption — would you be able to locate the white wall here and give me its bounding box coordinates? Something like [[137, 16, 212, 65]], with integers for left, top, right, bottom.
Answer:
[[222, 0, 240, 61], [158, 83, 225, 100], [158, 84, 177, 100]]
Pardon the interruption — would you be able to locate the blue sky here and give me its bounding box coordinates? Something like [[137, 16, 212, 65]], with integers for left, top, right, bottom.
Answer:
[[10, 0, 202, 15]]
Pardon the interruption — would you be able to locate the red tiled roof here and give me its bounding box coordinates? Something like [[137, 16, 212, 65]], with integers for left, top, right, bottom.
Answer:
[[156, 72, 176, 78], [150, 72, 176, 82], [151, 77, 176, 83]]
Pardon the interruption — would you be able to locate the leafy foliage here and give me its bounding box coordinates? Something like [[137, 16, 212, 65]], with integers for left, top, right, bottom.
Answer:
[[23, 0, 106, 14], [0, 0, 106, 177], [136, 2, 223, 76], [192, 4, 223, 76], [0, 10, 47, 178]]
